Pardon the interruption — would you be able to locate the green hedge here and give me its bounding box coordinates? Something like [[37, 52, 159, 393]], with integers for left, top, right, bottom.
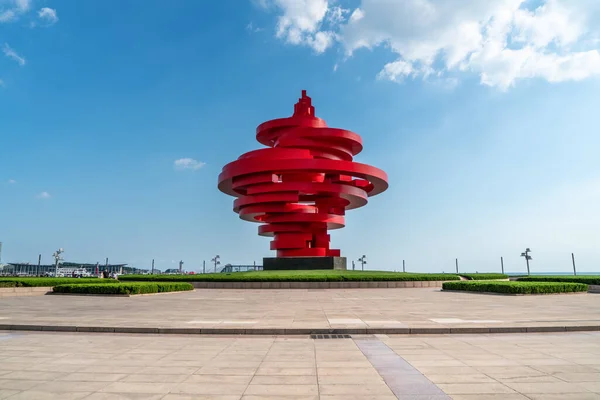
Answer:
[[517, 276, 600, 285], [0, 277, 116, 287], [443, 280, 588, 294], [52, 282, 193, 295], [459, 273, 509, 280], [120, 271, 461, 282]]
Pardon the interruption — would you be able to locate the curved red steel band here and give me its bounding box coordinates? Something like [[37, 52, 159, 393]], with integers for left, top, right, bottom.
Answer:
[[218, 90, 389, 258]]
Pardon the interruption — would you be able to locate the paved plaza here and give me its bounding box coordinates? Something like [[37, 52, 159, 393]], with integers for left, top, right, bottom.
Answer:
[[0, 331, 599, 399], [1, 288, 599, 398], [0, 289, 598, 332]]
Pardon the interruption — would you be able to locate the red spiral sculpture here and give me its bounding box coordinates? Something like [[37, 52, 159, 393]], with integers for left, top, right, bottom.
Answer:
[[218, 91, 388, 258]]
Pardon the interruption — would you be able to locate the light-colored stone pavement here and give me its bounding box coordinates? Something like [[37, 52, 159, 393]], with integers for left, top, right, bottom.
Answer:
[[0, 331, 599, 399], [0, 289, 598, 331]]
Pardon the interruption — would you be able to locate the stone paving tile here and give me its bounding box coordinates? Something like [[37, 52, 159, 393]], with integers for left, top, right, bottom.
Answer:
[[0, 379, 46, 390], [170, 383, 248, 395], [1, 288, 599, 330], [319, 396, 397, 400], [244, 384, 319, 396], [162, 396, 241, 400], [250, 375, 317, 385], [0, 389, 19, 400], [319, 384, 396, 396], [99, 382, 179, 394], [83, 394, 166, 399], [242, 396, 318, 400], [449, 395, 530, 400], [183, 375, 253, 385], [59, 373, 128, 382], [2, 331, 600, 399], [502, 381, 592, 394], [578, 382, 600, 392], [425, 374, 497, 384], [5, 392, 91, 399], [525, 394, 600, 400], [436, 383, 517, 395]]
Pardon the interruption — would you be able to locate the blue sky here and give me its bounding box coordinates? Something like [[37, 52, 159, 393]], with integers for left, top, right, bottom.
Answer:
[[1, 0, 599, 273]]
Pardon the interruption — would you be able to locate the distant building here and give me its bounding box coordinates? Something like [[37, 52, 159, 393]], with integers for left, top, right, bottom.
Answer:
[[4, 262, 148, 276], [220, 264, 262, 273]]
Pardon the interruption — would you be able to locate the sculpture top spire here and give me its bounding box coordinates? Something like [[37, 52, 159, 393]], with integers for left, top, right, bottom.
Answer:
[[293, 90, 315, 117]]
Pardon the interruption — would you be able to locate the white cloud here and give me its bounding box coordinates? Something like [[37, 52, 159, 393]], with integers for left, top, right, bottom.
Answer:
[[0, 0, 31, 23], [38, 7, 58, 25], [246, 22, 264, 33], [8, 179, 16, 184], [262, 0, 342, 53], [377, 60, 414, 82], [174, 158, 205, 171], [256, 0, 600, 89], [0, 9, 16, 22], [3, 43, 25, 66], [15, 0, 30, 12], [36, 191, 51, 199]]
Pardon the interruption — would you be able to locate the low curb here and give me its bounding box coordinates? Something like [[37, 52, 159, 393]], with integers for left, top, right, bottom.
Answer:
[[442, 290, 589, 296], [1, 324, 598, 335], [189, 281, 449, 289]]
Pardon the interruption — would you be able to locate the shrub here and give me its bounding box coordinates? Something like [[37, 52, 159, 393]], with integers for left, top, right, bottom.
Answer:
[[459, 273, 509, 280], [0, 277, 116, 287], [119, 271, 461, 282], [442, 280, 588, 295], [517, 276, 600, 285], [52, 282, 193, 295]]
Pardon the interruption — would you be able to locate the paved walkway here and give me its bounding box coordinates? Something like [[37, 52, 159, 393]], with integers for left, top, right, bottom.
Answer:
[[0, 289, 598, 333], [0, 331, 599, 399]]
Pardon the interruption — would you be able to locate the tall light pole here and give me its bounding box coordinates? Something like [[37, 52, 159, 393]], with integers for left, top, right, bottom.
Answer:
[[211, 255, 221, 273], [53, 248, 64, 277], [520, 248, 532, 275], [358, 255, 367, 271]]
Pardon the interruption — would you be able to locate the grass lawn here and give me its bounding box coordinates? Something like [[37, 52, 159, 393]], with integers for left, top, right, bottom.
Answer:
[[119, 270, 461, 282], [517, 276, 600, 285], [443, 280, 588, 295], [0, 277, 117, 287], [458, 273, 509, 280], [52, 282, 193, 295]]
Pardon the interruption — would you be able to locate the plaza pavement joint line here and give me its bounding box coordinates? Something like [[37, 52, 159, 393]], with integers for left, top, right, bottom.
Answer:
[[0, 324, 599, 335], [354, 337, 451, 399]]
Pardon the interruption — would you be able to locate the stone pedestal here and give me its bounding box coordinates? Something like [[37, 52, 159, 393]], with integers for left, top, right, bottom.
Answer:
[[263, 257, 347, 271]]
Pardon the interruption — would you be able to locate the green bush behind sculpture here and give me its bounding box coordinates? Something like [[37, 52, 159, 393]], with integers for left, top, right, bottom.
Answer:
[[443, 280, 588, 294], [52, 282, 193, 295]]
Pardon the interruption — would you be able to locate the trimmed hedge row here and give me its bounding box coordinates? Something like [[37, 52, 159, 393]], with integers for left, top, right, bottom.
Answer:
[[120, 271, 461, 282], [459, 273, 509, 280], [0, 277, 116, 287], [443, 280, 588, 295], [52, 282, 194, 295], [517, 276, 600, 285]]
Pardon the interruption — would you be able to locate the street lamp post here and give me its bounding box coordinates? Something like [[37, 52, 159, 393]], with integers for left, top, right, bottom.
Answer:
[[52, 248, 64, 277], [358, 255, 367, 271], [211, 255, 221, 273], [520, 248, 532, 275]]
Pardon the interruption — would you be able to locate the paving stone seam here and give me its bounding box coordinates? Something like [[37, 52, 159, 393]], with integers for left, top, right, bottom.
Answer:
[[354, 337, 451, 399], [2, 324, 599, 335]]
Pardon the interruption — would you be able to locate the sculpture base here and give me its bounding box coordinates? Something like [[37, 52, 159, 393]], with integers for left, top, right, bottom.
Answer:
[[263, 257, 347, 271]]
